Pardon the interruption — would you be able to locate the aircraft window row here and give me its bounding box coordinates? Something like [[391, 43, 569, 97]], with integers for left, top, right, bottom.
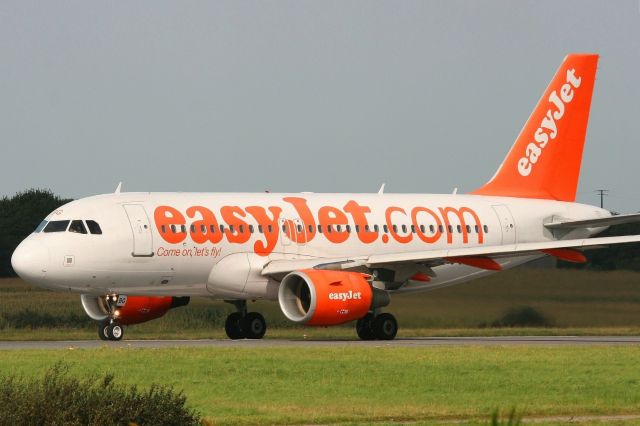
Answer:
[[39, 219, 102, 234], [161, 221, 490, 236]]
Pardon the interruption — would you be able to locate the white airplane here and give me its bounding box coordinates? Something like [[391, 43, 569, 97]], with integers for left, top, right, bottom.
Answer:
[[11, 53, 640, 341]]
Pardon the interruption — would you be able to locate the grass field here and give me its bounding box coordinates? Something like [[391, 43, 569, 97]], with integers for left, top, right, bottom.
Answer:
[[2, 268, 640, 340], [1, 345, 639, 424]]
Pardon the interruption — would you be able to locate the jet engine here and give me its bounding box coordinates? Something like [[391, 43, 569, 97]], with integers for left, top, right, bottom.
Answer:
[[80, 294, 190, 325], [278, 269, 389, 326]]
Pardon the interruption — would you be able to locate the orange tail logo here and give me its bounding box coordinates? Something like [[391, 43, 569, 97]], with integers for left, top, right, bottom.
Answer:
[[472, 54, 599, 202]]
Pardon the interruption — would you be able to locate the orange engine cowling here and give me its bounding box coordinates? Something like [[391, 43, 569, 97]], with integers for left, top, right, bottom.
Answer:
[[114, 296, 189, 325], [278, 269, 377, 326]]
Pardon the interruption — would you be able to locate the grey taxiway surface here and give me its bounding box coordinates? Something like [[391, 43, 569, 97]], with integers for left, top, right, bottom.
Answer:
[[2, 336, 640, 350]]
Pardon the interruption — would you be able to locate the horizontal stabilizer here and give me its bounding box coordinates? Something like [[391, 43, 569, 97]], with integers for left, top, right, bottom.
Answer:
[[545, 213, 640, 230]]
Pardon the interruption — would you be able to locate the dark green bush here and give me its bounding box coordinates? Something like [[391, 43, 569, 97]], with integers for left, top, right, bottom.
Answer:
[[0, 363, 201, 426], [490, 306, 552, 328]]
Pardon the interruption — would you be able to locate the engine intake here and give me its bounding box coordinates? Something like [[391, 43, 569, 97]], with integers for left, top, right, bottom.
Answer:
[[278, 269, 389, 326]]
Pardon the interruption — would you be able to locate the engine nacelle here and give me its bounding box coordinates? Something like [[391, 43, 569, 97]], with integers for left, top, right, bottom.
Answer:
[[278, 269, 388, 326], [80, 294, 190, 325]]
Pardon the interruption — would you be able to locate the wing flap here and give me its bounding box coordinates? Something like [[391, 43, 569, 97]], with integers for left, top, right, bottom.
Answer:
[[260, 235, 640, 277]]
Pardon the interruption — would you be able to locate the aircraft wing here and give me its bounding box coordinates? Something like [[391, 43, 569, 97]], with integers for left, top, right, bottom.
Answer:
[[262, 235, 640, 276], [545, 213, 640, 229]]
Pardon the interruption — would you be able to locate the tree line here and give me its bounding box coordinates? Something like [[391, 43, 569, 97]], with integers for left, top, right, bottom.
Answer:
[[0, 189, 638, 277], [0, 189, 72, 277]]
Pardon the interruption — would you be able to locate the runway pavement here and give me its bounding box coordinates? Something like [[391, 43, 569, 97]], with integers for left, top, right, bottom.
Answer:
[[1, 336, 640, 350]]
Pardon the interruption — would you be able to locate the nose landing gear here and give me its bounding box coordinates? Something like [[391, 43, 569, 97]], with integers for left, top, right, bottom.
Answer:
[[97, 294, 125, 341], [224, 300, 267, 340], [98, 319, 124, 341]]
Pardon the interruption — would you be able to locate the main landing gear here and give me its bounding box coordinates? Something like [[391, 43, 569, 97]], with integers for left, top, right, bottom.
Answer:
[[224, 300, 267, 340], [356, 312, 398, 341]]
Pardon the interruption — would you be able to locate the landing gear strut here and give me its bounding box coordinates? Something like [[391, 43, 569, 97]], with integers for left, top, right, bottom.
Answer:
[[356, 312, 398, 341], [97, 295, 125, 341], [224, 300, 267, 340]]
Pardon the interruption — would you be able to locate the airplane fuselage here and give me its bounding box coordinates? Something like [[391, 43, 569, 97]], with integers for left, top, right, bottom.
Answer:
[[12, 192, 609, 298]]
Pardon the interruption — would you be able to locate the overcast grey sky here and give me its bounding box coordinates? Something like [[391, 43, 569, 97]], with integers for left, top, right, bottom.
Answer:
[[1, 1, 639, 212]]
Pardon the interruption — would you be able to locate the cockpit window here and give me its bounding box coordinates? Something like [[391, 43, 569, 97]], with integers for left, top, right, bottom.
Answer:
[[86, 220, 102, 235], [69, 220, 88, 234], [43, 220, 70, 233], [34, 220, 48, 233]]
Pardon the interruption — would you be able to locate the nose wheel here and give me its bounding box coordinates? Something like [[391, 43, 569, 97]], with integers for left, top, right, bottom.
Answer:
[[224, 300, 267, 340], [356, 312, 397, 341], [98, 319, 124, 341]]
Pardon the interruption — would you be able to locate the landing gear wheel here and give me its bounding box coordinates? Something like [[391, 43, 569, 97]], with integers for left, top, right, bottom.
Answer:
[[107, 321, 124, 341], [98, 320, 111, 341], [225, 312, 245, 340], [243, 312, 267, 339], [356, 314, 376, 340], [373, 313, 398, 340]]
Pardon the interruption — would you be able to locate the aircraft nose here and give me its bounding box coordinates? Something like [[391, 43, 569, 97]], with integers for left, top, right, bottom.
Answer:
[[11, 239, 49, 283]]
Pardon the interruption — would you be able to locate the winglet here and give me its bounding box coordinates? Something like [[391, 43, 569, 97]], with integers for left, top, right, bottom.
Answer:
[[472, 54, 599, 202]]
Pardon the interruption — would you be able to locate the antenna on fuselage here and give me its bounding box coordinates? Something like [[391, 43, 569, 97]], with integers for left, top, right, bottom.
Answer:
[[452, 187, 458, 195], [114, 182, 123, 194], [378, 183, 385, 195]]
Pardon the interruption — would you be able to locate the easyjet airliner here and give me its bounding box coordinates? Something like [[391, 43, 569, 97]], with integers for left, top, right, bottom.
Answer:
[[10, 54, 640, 341]]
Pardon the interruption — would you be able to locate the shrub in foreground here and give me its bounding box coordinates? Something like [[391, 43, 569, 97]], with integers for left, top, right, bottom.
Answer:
[[0, 363, 201, 426]]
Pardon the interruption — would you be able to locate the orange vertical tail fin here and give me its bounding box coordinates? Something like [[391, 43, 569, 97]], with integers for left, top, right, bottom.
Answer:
[[472, 54, 599, 202]]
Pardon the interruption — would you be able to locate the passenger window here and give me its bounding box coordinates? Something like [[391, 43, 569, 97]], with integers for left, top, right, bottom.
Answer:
[[210, 225, 216, 233], [34, 220, 48, 233], [43, 220, 70, 233], [220, 224, 225, 233], [230, 225, 235, 233], [374, 224, 379, 232], [161, 225, 167, 233], [383, 224, 389, 233], [393, 224, 398, 233], [439, 225, 444, 233], [336, 225, 341, 232], [181, 225, 187, 233], [267, 225, 272, 233], [282, 224, 286, 232], [171, 224, 177, 233], [447, 225, 453, 233], [249, 225, 254, 234], [297, 224, 302, 233], [466, 225, 471, 233], [69, 220, 87, 234], [239, 225, 244, 233], [430, 225, 435, 233], [327, 225, 333, 233], [258, 225, 263, 233], [201, 224, 206, 233], [309, 224, 313, 233], [456, 225, 462, 233], [411, 225, 416, 233], [190, 224, 196, 233], [355, 225, 360, 233], [402, 224, 407, 233], [318, 225, 323, 234], [420, 224, 425, 233], [475, 225, 479, 233], [346, 225, 351, 233], [483, 225, 489, 233], [86, 220, 102, 235]]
